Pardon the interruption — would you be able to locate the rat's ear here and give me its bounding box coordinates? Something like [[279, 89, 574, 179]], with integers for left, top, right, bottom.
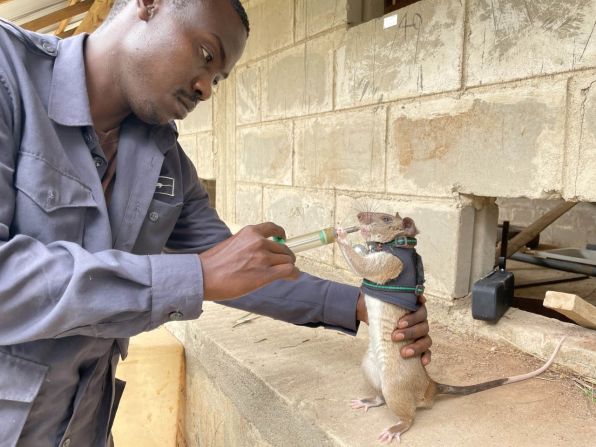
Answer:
[[395, 212, 402, 218], [402, 217, 418, 236]]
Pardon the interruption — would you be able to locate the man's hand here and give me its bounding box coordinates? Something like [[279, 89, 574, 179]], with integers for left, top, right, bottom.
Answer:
[[199, 222, 300, 301], [356, 293, 432, 366]]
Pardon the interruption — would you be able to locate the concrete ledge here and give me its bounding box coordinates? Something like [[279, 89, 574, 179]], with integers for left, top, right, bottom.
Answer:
[[167, 303, 595, 447], [428, 296, 596, 380]]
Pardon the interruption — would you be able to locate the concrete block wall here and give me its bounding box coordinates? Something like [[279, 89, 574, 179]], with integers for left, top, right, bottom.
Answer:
[[180, 0, 596, 302]]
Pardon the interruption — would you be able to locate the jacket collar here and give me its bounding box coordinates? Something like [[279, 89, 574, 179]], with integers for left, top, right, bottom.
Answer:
[[48, 34, 178, 154], [48, 33, 94, 127]]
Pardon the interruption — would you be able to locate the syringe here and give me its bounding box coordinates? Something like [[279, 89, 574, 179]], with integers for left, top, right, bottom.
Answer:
[[273, 225, 360, 253]]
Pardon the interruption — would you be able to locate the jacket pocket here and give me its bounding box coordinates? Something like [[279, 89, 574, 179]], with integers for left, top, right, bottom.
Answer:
[[13, 152, 96, 245], [132, 199, 183, 254], [0, 351, 48, 447]]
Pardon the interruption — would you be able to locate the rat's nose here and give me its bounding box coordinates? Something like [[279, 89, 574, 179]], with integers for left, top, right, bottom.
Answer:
[[357, 212, 372, 224]]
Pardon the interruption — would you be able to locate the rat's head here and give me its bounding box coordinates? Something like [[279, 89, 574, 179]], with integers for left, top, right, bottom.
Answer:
[[102, 0, 248, 124], [357, 212, 418, 243]]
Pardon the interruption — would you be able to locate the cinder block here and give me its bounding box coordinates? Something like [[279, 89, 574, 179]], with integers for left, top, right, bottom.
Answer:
[[294, 107, 386, 191], [241, 0, 294, 64], [468, 199, 499, 289], [305, 31, 341, 114], [236, 122, 293, 185], [335, 0, 463, 109], [387, 78, 568, 198], [467, 0, 596, 86], [264, 187, 335, 264], [263, 45, 306, 120], [176, 100, 213, 134], [178, 134, 198, 169], [262, 33, 336, 120], [565, 73, 596, 201], [236, 183, 263, 225], [295, 0, 348, 41], [236, 62, 262, 125], [195, 131, 215, 179], [335, 193, 475, 300]]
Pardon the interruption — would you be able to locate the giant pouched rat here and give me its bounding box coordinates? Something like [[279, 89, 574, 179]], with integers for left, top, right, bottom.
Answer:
[[336, 211, 565, 444]]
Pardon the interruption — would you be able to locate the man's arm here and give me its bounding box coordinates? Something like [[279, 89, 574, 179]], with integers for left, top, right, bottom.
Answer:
[[0, 72, 295, 345]]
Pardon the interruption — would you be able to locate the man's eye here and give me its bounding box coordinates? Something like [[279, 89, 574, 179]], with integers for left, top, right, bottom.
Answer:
[[202, 47, 213, 63]]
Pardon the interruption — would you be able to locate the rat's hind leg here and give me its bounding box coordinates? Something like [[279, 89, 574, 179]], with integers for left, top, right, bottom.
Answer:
[[351, 348, 386, 412], [378, 373, 417, 443]]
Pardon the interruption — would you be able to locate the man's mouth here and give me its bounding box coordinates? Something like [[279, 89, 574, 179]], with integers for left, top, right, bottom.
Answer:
[[177, 95, 196, 113]]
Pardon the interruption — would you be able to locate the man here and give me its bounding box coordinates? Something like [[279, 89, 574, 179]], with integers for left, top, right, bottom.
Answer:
[[0, 0, 431, 445]]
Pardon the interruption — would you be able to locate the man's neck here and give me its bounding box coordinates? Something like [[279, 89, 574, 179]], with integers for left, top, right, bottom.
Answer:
[[84, 31, 131, 132]]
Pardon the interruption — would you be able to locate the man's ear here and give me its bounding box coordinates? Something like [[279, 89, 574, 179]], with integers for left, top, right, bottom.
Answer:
[[402, 217, 418, 236], [136, 0, 160, 21]]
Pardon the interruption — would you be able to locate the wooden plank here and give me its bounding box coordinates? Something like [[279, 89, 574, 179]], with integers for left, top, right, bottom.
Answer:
[[21, 0, 93, 32], [55, 0, 80, 35], [496, 201, 578, 263], [544, 291, 596, 329], [74, 0, 115, 34], [57, 28, 76, 39]]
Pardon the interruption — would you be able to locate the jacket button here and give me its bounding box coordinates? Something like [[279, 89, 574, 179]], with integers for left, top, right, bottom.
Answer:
[[62, 438, 71, 447], [169, 311, 183, 321], [94, 156, 104, 168], [149, 211, 159, 222], [41, 40, 56, 54]]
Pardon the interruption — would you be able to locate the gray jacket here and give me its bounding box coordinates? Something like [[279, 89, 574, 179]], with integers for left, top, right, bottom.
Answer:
[[0, 21, 359, 447]]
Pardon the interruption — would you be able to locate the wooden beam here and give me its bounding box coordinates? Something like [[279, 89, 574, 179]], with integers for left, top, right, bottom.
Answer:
[[74, 0, 115, 35], [544, 291, 596, 329], [57, 28, 76, 39], [55, 0, 80, 36], [21, 0, 94, 32], [496, 201, 578, 263]]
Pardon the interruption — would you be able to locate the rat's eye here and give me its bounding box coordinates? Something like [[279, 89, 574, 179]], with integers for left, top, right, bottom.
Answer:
[[202, 47, 213, 63], [382, 216, 391, 223]]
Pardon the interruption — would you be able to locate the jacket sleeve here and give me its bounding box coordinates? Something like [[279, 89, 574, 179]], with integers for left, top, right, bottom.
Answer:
[[166, 148, 361, 335], [0, 73, 204, 345]]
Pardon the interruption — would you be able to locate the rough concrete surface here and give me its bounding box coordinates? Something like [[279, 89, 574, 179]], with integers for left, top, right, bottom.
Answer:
[[467, 0, 596, 86], [168, 303, 595, 447]]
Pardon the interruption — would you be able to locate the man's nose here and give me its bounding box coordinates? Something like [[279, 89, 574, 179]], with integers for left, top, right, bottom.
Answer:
[[193, 75, 213, 101]]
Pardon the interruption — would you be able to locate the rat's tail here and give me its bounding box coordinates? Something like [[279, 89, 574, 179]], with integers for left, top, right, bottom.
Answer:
[[436, 336, 566, 396]]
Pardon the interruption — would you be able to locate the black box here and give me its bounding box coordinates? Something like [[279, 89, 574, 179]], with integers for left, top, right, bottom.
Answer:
[[471, 270, 514, 322]]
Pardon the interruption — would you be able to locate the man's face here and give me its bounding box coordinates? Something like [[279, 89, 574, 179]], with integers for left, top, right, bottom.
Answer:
[[118, 0, 247, 124]]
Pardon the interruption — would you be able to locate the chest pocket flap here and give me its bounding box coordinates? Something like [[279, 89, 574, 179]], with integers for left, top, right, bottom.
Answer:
[[15, 152, 96, 212]]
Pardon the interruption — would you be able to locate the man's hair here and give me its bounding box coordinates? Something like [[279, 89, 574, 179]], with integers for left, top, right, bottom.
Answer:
[[109, 0, 250, 35]]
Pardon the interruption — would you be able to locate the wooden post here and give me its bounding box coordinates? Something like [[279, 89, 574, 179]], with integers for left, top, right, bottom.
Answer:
[[496, 201, 578, 263]]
